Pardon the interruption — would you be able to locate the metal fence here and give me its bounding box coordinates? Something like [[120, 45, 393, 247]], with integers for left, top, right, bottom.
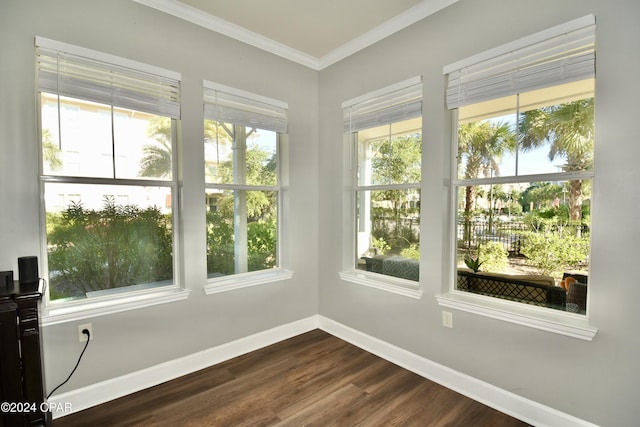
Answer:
[[371, 215, 589, 257], [457, 219, 590, 256], [458, 220, 527, 254]]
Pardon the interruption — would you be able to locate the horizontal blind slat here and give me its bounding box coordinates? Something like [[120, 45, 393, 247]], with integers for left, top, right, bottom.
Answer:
[[36, 44, 181, 118], [343, 79, 423, 132], [445, 20, 595, 109], [204, 86, 288, 134]]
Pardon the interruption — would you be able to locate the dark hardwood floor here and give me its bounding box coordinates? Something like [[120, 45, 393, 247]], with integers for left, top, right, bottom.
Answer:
[[54, 329, 530, 426]]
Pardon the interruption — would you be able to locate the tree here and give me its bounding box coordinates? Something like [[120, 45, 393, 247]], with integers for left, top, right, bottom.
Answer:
[[42, 129, 62, 171], [215, 137, 277, 221], [139, 116, 172, 178], [457, 121, 515, 243], [457, 121, 515, 214], [518, 98, 594, 220], [368, 133, 421, 252], [520, 182, 563, 212], [370, 133, 421, 215], [371, 134, 422, 185], [204, 120, 234, 182]]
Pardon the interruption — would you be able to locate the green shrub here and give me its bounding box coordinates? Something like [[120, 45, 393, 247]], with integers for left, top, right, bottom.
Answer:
[[520, 231, 589, 277], [247, 219, 277, 271], [206, 209, 235, 275], [372, 237, 391, 254], [48, 199, 173, 299], [400, 244, 419, 260], [478, 241, 508, 273], [206, 211, 277, 275]]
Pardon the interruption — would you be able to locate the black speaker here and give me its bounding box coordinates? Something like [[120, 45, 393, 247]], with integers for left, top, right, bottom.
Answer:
[[18, 256, 39, 286], [0, 271, 13, 287]]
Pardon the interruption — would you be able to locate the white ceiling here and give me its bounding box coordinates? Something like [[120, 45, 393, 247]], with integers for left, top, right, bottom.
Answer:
[[132, 0, 458, 70]]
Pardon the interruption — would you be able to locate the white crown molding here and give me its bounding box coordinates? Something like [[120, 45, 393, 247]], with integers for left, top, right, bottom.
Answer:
[[132, 0, 459, 70], [318, 0, 459, 69], [132, 0, 319, 69]]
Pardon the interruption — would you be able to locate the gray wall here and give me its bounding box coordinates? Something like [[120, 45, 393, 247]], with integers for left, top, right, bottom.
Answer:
[[318, 0, 640, 426], [0, 0, 319, 393], [2, 0, 639, 425]]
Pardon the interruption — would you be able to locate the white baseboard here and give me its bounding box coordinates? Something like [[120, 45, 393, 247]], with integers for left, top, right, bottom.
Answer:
[[317, 316, 598, 427], [50, 315, 596, 427], [48, 315, 319, 418]]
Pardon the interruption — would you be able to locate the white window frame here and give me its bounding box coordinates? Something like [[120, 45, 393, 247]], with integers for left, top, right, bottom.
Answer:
[[202, 81, 292, 295], [339, 76, 424, 299], [437, 17, 598, 340], [36, 37, 189, 325]]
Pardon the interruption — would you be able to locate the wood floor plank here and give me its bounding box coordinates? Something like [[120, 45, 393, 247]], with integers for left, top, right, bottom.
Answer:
[[270, 347, 377, 419], [153, 359, 294, 425], [274, 383, 369, 426], [332, 369, 432, 426], [53, 330, 530, 427]]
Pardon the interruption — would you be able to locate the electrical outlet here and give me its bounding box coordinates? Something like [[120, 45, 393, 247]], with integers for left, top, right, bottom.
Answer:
[[78, 323, 93, 342], [442, 311, 453, 328]]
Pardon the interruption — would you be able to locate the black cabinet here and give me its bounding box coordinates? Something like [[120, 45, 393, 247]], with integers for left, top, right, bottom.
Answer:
[[0, 282, 50, 426]]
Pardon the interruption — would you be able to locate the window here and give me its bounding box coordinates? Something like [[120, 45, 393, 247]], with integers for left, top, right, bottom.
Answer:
[[340, 77, 423, 295], [203, 81, 290, 292], [36, 37, 184, 313], [440, 16, 597, 338]]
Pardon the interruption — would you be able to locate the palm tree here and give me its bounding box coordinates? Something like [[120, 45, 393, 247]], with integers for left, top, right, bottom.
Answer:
[[518, 98, 594, 221], [139, 138, 172, 178], [457, 121, 515, 214], [457, 121, 514, 245], [139, 116, 173, 178]]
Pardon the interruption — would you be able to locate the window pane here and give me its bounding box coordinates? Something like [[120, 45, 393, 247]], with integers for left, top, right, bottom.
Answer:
[[45, 183, 174, 302], [206, 189, 278, 277], [41, 93, 173, 180], [455, 180, 590, 313], [454, 80, 594, 313], [41, 94, 112, 178], [204, 120, 233, 184], [518, 84, 595, 174], [115, 113, 173, 180], [457, 79, 595, 178], [205, 121, 278, 186], [457, 107, 517, 180], [246, 129, 277, 186], [357, 118, 421, 186], [356, 189, 420, 281]]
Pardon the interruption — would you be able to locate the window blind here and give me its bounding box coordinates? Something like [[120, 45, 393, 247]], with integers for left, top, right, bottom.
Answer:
[[342, 76, 423, 133], [36, 37, 181, 119], [444, 15, 595, 109], [203, 81, 288, 134]]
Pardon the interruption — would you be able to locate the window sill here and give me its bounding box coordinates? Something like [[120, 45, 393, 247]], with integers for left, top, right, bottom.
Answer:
[[203, 268, 294, 295], [435, 291, 597, 341], [41, 286, 191, 326], [339, 269, 423, 299]]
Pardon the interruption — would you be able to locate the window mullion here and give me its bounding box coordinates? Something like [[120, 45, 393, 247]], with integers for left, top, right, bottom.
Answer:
[[515, 94, 520, 176], [111, 106, 116, 179], [233, 125, 248, 274]]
